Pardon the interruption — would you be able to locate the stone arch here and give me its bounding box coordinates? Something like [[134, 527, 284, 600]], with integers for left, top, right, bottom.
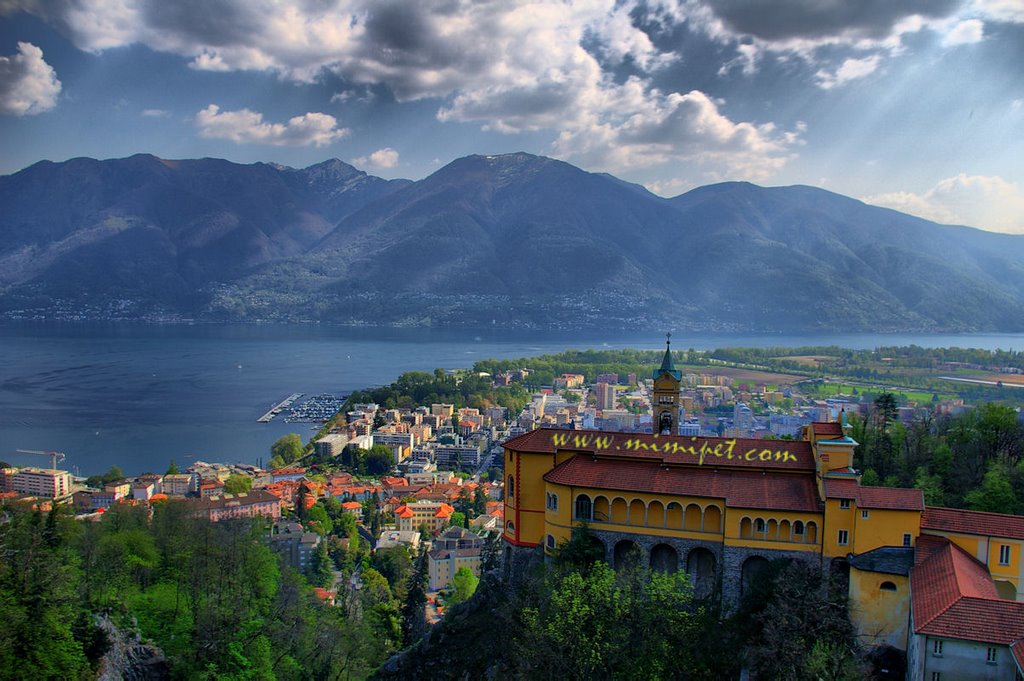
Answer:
[[703, 505, 722, 533], [610, 497, 628, 524], [684, 503, 702, 531], [780, 519, 791, 542], [739, 517, 753, 539], [650, 543, 679, 574], [687, 547, 717, 598], [574, 494, 592, 521], [614, 539, 642, 569], [805, 521, 818, 543], [666, 502, 683, 529], [628, 499, 646, 526], [593, 495, 610, 523], [741, 556, 770, 597], [648, 500, 666, 528]]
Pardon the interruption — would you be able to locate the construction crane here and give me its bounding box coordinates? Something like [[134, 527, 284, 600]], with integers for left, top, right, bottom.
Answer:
[[15, 449, 66, 470]]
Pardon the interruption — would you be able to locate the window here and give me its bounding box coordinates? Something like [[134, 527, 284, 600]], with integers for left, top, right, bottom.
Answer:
[[933, 640, 943, 656], [546, 534, 556, 550], [506, 521, 515, 533], [880, 581, 897, 591], [575, 494, 593, 521], [507, 475, 515, 500], [793, 521, 805, 536], [931, 673, 941, 681], [903, 533, 913, 547], [987, 647, 997, 664], [839, 499, 851, 509], [755, 518, 766, 534], [861, 510, 869, 519], [546, 492, 559, 511], [838, 529, 849, 546], [1000, 544, 1011, 566]]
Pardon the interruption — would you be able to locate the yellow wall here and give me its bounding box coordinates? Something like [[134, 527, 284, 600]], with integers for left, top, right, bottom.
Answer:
[[849, 568, 910, 650], [504, 447, 556, 546], [815, 443, 855, 474], [853, 508, 921, 555], [823, 498, 856, 558]]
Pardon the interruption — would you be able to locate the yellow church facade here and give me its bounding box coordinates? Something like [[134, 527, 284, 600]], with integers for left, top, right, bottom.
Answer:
[[502, 344, 1024, 673]]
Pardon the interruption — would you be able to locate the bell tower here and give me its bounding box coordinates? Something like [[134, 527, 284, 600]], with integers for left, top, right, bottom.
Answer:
[[651, 333, 682, 435]]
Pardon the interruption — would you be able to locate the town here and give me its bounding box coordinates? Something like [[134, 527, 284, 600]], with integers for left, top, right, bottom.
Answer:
[[6, 343, 1024, 679]]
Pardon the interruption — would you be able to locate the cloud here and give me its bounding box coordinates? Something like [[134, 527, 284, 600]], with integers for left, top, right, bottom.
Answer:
[[353, 147, 399, 170], [864, 174, 1024, 234], [3, 1, 795, 179], [815, 55, 881, 89], [195, 104, 349, 147], [700, 0, 961, 43], [141, 108, 170, 117], [942, 19, 984, 45], [0, 42, 61, 115], [551, 85, 801, 180]]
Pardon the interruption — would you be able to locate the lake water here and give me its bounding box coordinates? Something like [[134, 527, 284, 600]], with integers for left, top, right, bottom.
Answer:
[[4, 322, 1024, 477]]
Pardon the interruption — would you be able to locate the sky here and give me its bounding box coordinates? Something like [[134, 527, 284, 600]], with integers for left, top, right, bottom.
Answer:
[[1, 0, 1022, 233]]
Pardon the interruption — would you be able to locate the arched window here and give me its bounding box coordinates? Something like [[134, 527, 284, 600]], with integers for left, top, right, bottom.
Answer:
[[546, 534, 556, 549], [880, 581, 897, 592], [506, 520, 515, 532], [507, 475, 515, 500], [754, 518, 766, 534], [575, 494, 593, 521], [793, 521, 805, 536]]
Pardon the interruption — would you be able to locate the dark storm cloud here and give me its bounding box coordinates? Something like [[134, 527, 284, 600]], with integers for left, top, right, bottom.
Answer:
[[142, 0, 262, 48], [707, 0, 964, 41]]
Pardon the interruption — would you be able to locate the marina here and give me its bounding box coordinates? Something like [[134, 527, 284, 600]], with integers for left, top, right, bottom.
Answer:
[[285, 393, 348, 423], [257, 393, 303, 423]]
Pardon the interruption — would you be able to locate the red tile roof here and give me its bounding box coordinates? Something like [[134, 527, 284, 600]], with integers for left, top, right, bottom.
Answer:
[[922, 506, 1024, 541], [823, 479, 923, 510], [857, 486, 924, 511], [813, 422, 843, 437], [824, 478, 859, 500], [543, 455, 820, 512], [504, 428, 814, 471], [1012, 640, 1024, 670], [911, 535, 1024, 644]]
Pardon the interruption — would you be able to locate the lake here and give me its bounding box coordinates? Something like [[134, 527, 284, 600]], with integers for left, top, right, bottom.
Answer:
[[4, 322, 1024, 476]]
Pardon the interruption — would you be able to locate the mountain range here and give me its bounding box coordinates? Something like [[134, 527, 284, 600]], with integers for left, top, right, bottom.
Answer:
[[3, 152, 1024, 332]]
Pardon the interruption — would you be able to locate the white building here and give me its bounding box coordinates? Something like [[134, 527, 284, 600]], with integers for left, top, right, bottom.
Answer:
[[10, 467, 72, 498]]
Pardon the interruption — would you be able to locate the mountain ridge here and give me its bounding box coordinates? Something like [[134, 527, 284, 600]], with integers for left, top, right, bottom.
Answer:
[[1, 152, 1022, 331]]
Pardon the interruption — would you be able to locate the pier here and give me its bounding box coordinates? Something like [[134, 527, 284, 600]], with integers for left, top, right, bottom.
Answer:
[[257, 393, 303, 423]]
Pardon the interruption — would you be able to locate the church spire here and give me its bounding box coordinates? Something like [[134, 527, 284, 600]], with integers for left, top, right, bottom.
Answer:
[[651, 333, 682, 381], [659, 332, 675, 373]]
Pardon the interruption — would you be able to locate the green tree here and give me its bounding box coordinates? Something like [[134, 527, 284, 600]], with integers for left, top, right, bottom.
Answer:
[[166, 459, 181, 475], [223, 474, 252, 494], [448, 567, 479, 605], [305, 502, 333, 536], [371, 546, 413, 596], [965, 465, 1019, 513], [308, 541, 335, 588], [0, 508, 89, 679], [450, 511, 466, 528], [270, 433, 305, 468], [401, 549, 429, 646]]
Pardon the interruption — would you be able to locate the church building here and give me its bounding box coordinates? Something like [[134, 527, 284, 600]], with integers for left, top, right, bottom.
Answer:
[[503, 339, 1024, 680]]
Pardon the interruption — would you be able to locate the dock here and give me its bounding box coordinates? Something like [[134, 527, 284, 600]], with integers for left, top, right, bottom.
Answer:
[[257, 393, 304, 423]]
